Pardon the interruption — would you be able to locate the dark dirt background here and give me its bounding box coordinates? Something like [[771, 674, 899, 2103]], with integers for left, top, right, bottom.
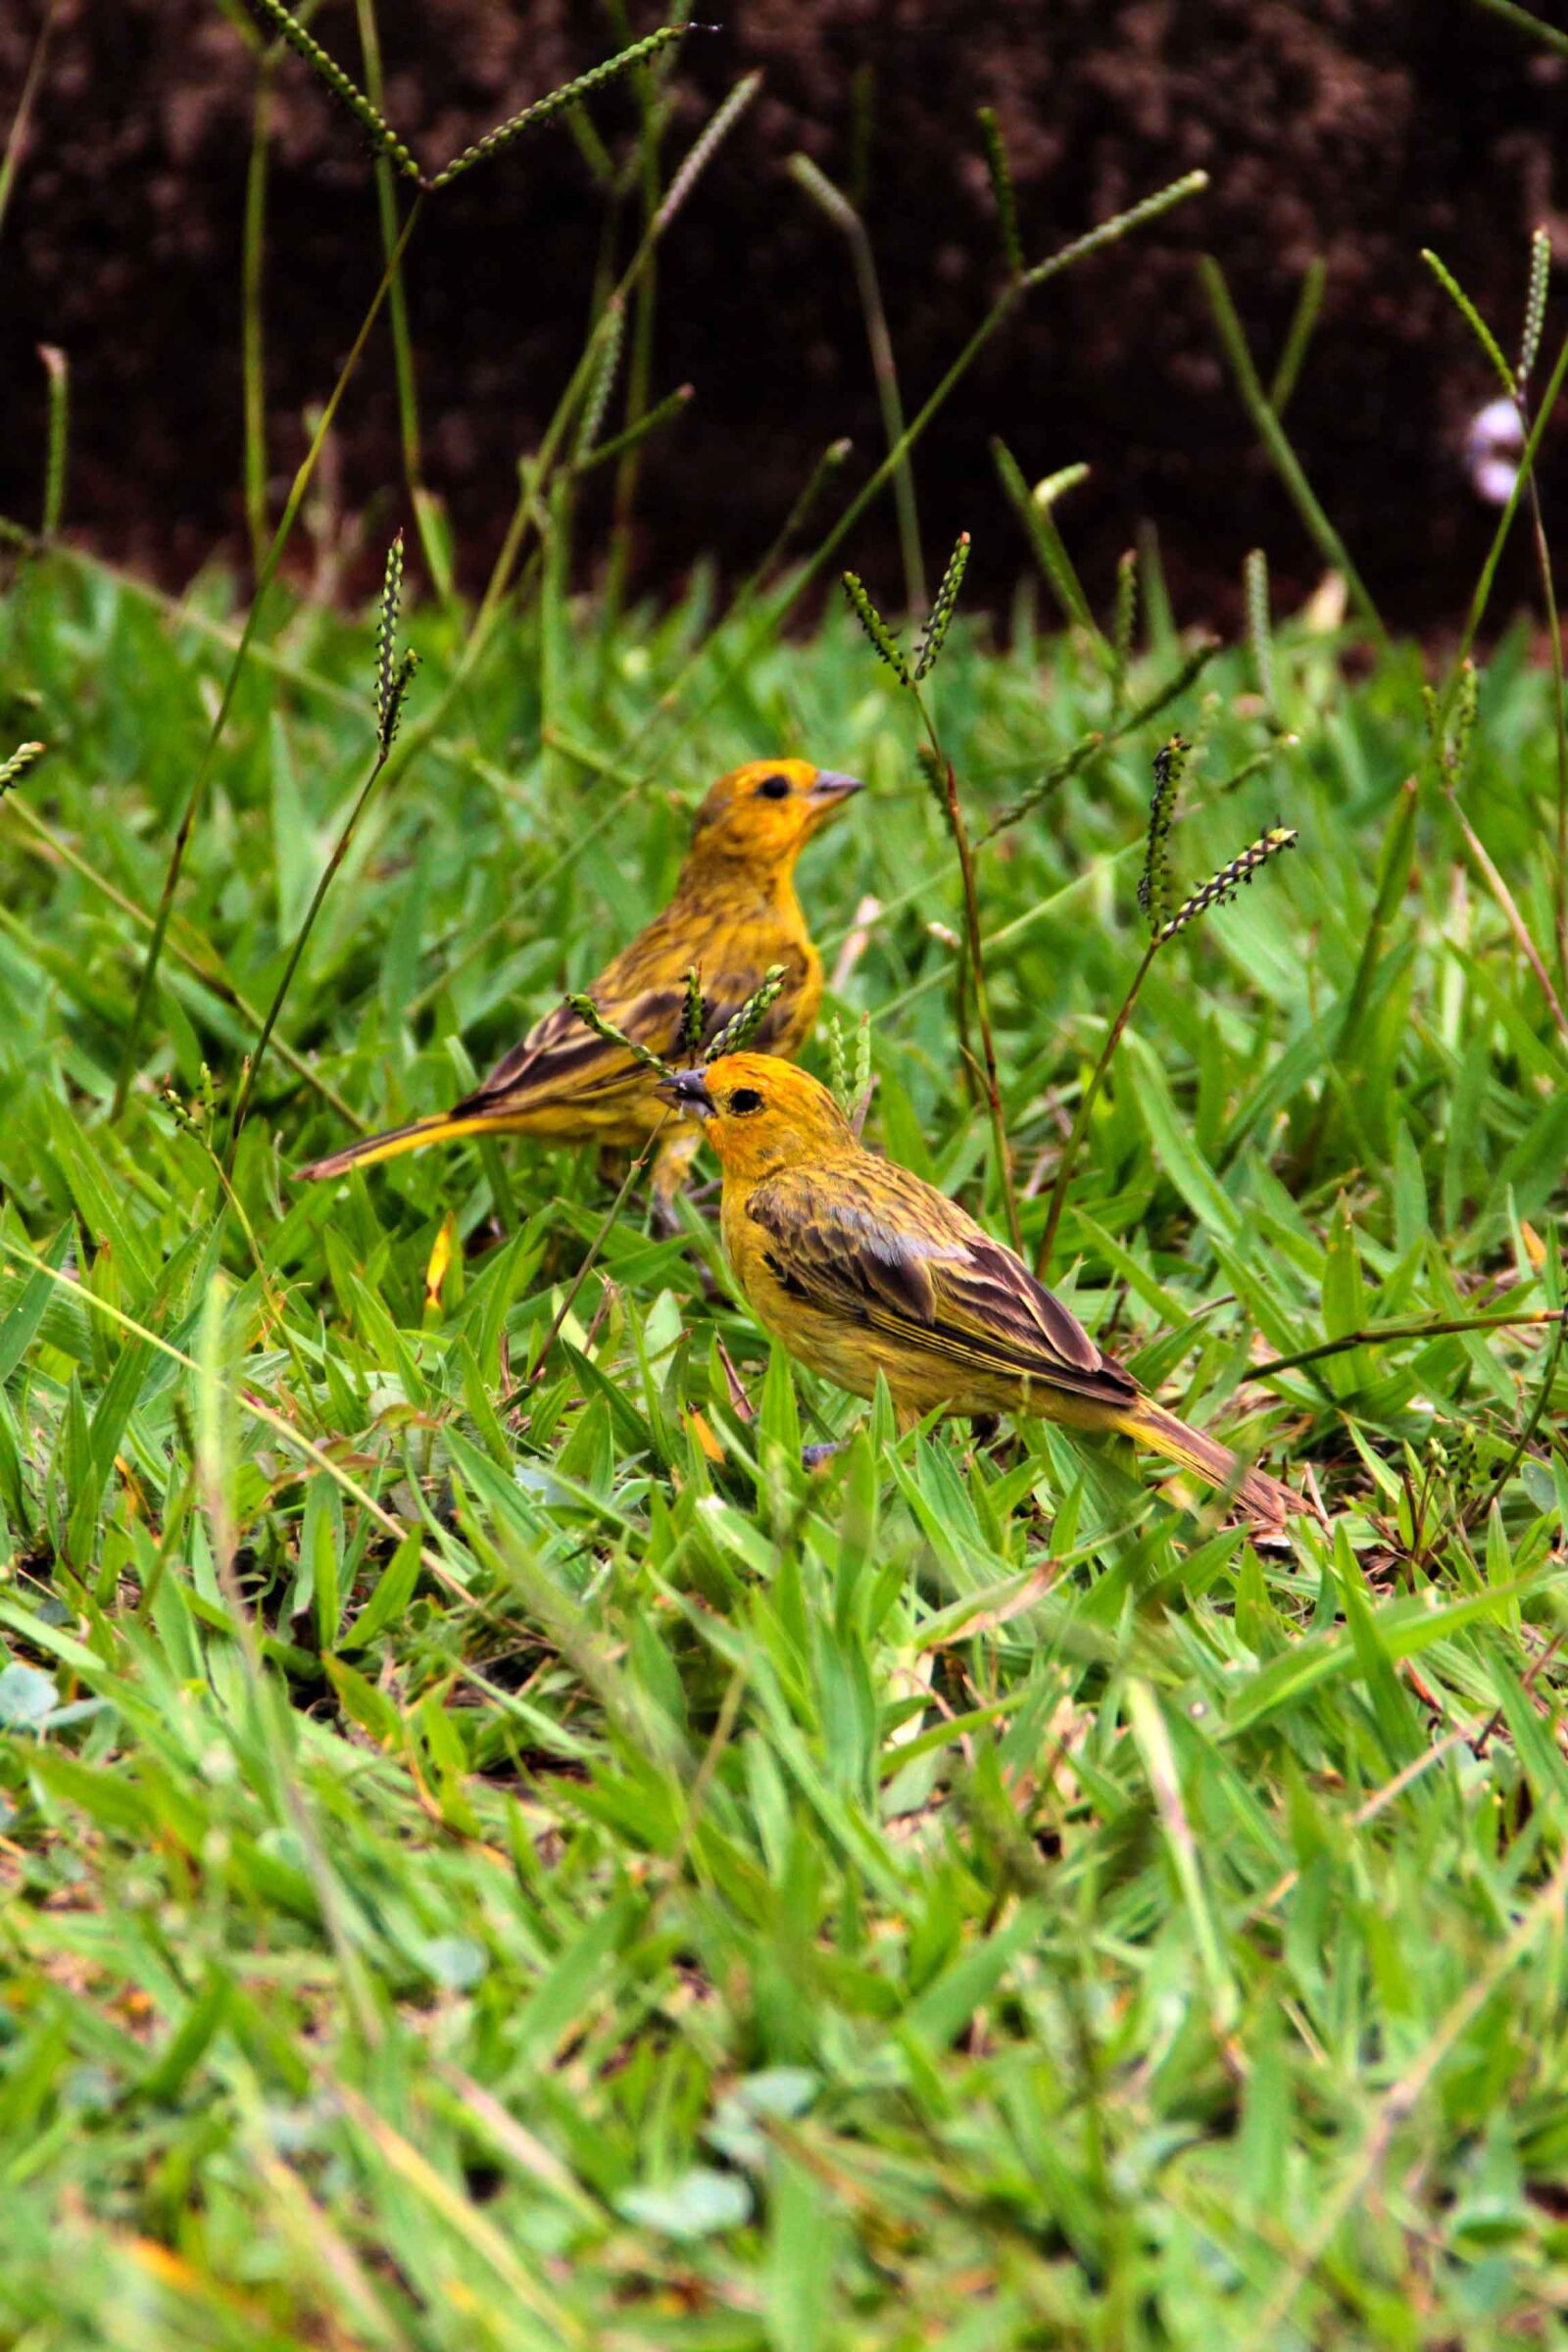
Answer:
[[3, 0, 1567, 630]]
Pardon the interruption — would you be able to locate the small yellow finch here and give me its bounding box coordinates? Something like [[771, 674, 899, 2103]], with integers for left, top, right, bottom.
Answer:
[[657, 1054, 1299, 1531], [299, 760, 862, 1209]]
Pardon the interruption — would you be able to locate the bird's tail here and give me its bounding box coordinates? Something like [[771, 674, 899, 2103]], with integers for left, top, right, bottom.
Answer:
[[1113, 1396, 1300, 1530], [296, 1111, 505, 1182]]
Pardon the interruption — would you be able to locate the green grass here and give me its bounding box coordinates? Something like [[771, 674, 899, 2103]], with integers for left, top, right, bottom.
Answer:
[[2, 536, 1568, 2349]]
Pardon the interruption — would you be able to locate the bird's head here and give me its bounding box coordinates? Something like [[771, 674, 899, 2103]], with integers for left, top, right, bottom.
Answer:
[[655, 1053, 855, 1179], [685, 760, 863, 873]]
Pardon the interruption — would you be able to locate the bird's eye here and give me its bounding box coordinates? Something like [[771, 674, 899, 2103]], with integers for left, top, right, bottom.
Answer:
[[755, 772, 791, 800], [728, 1087, 765, 1114]]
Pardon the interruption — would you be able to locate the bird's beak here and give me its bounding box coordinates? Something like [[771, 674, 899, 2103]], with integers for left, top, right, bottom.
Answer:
[[655, 1066, 716, 1119], [808, 769, 865, 805]]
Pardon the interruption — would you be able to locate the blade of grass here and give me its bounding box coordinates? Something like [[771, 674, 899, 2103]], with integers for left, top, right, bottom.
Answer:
[[37, 343, 68, 537], [194, 1277, 383, 2045], [1250, 1835, 1568, 2337], [1470, 0, 1568, 56], [1267, 255, 1325, 416], [518, 1116, 672, 1395], [1446, 786, 1568, 1049], [225, 536, 418, 1160], [1, 1237, 494, 1624], [5, 793, 365, 1126]]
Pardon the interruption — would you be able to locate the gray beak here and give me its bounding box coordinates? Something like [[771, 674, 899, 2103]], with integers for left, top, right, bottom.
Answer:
[[655, 1067, 716, 1118], [808, 769, 865, 803]]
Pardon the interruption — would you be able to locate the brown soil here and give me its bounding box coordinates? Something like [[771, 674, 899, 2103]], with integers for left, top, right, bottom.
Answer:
[[2, 0, 1566, 628]]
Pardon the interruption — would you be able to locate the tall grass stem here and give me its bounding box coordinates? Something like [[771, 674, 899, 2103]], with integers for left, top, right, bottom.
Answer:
[[1036, 939, 1158, 1274], [1447, 325, 1568, 686], [241, 59, 274, 578], [355, 0, 443, 600], [1446, 788, 1568, 1048], [1470, 0, 1568, 56], [791, 154, 926, 612], [1267, 256, 1325, 416], [1200, 254, 1389, 649], [37, 343, 68, 537], [0, 0, 60, 244], [113, 193, 426, 1119]]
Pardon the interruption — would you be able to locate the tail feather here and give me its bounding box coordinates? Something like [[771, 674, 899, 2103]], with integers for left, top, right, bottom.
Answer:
[[296, 1112, 507, 1182], [1116, 1396, 1300, 1529]]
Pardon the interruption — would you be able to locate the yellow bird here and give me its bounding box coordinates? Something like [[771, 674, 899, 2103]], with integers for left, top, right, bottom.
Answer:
[[657, 1053, 1300, 1532], [299, 760, 863, 1211]]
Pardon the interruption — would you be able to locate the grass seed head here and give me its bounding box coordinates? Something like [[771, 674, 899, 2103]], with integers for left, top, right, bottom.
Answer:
[[574, 299, 625, 462], [842, 571, 910, 686], [238, 0, 421, 179], [976, 108, 1022, 278], [1113, 548, 1139, 677], [912, 532, 970, 681], [705, 965, 787, 1060], [914, 741, 950, 818], [655, 71, 761, 236], [1519, 225, 1551, 394], [679, 965, 706, 1057], [375, 533, 405, 749], [430, 24, 699, 190], [567, 996, 670, 1074], [1139, 734, 1189, 934], [1448, 659, 1481, 785], [1157, 825, 1298, 944], [0, 741, 46, 801]]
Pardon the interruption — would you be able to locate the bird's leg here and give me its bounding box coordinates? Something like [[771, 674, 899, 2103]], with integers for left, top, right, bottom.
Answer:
[[649, 1127, 703, 1238], [966, 1412, 1018, 1470]]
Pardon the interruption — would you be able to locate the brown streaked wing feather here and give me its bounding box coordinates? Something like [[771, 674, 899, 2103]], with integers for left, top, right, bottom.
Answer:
[[451, 896, 698, 1115], [746, 1161, 1136, 1405], [452, 989, 684, 1116], [937, 1229, 1120, 1384], [751, 1175, 941, 1325], [455, 926, 812, 1119]]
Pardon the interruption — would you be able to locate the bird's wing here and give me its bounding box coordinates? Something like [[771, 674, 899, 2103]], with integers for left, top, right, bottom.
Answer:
[[452, 991, 679, 1116], [745, 1160, 1137, 1405], [454, 926, 810, 1119]]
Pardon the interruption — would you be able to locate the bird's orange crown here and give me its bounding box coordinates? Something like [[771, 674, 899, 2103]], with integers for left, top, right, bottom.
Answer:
[[681, 760, 862, 876], [657, 1053, 855, 1180]]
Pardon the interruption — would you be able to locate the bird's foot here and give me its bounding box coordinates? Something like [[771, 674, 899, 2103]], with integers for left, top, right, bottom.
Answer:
[[1246, 1517, 1295, 1557]]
